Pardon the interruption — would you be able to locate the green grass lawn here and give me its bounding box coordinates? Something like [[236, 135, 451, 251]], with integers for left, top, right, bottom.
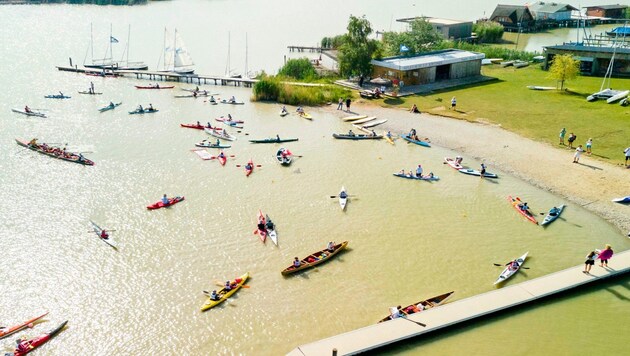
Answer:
[[392, 65, 630, 165]]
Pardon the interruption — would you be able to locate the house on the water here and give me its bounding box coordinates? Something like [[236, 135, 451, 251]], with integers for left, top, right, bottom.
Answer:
[[585, 4, 628, 19], [528, 1, 578, 26], [489, 5, 535, 32], [396, 17, 473, 40], [369, 49, 485, 86], [543, 44, 630, 77]]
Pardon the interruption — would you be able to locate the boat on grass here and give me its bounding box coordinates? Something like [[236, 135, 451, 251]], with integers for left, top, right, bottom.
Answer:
[[377, 291, 454, 323], [606, 90, 629, 104], [494, 252, 528, 285], [527, 86, 556, 91], [281, 241, 348, 275], [200, 272, 249, 311]]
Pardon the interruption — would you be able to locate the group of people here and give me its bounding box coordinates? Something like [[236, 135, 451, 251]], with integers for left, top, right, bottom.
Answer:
[[390, 303, 426, 320], [559, 128, 597, 164], [336, 98, 352, 112], [291, 242, 336, 268], [136, 103, 155, 113], [398, 164, 434, 179], [27, 139, 86, 162], [583, 244, 614, 273]]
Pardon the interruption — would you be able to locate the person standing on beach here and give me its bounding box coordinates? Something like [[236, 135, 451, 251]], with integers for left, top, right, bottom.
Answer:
[[585, 138, 592, 155], [345, 98, 351, 112], [583, 250, 597, 274], [573, 145, 584, 163], [480, 163, 487, 178], [450, 96, 456, 110], [559, 128, 566, 145], [597, 244, 614, 267], [567, 133, 576, 149], [337, 98, 343, 110], [625, 146, 630, 167]]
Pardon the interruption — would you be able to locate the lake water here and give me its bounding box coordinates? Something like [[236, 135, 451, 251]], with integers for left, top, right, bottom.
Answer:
[[0, 1, 628, 355]]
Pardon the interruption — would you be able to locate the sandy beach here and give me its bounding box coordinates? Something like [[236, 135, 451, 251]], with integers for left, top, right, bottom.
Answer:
[[325, 100, 630, 235]]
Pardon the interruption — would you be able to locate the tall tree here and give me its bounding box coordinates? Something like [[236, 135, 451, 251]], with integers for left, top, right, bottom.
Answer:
[[548, 54, 579, 90], [382, 18, 443, 56], [338, 15, 379, 77]]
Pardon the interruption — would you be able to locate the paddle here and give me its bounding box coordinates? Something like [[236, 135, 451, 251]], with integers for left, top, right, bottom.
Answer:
[[401, 316, 427, 327], [493, 263, 529, 269], [213, 281, 250, 288], [236, 164, 262, 168], [87, 229, 116, 233], [329, 195, 356, 198]]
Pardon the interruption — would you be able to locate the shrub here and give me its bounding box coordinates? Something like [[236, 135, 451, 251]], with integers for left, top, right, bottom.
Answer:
[[473, 21, 504, 43], [278, 58, 317, 80]]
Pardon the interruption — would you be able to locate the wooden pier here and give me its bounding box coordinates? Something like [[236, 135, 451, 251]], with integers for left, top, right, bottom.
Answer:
[[287, 45, 327, 53], [287, 249, 630, 356]]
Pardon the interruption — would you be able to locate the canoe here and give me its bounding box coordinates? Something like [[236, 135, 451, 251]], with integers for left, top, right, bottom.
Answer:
[[181, 123, 222, 130], [540, 205, 565, 226], [606, 90, 629, 104], [514, 60, 529, 68], [98, 102, 122, 112], [245, 159, 254, 176], [205, 128, 236, 141], [89, 220, 117, 249], [255, 209, 267, 242], [500, 60, 515, 67], [0, 312, 49, 339], [249, 137, 299, 144], [494, 252, 529, 285], [15, 139, 95, 166], [392, 173, 439, 181], [78, 91, 103, 95], [377, 291, 454, 323], [147, 196, 185, 210], [281, 241, 348, 275], [129, 109, 159, 115], [339, 186, 347, 210], [342, 115, 367, 122], [174, 93, 209, 98], [215, 117, 244, 124], [527, 86, 556, 91], [44, 94, 70, 99], [444, 157, 463, 170], [352, 124, 378, 135], [12, 109, 46, 118], [220, 99, 245, 105], [195, 141, 231, 149], [265, 214, 278, 246], [459, 168, 499, 178], [276, 148, 292, 166], [11, 320, 67, 356], [361, 119, 388, 128], [280, 111, 289, 117], [332, 133, 383, 140], [182, 88, 216, 93], [135, 85, 174, 89], [612, 196, 630, 204], [351, 116, 377, 125], [401, 134, 431, 147], [298, 112, 313, 120], [507, 196, 538, 225], [200, 272, 249, 311]]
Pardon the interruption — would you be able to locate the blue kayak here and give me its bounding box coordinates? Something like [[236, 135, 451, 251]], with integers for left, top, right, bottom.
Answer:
[[612, 196, 630, 204], [44, 94, 71, 99], [392, 173, 439, 181], [401, 134, 431, 147], [540, 205, 565, 226]]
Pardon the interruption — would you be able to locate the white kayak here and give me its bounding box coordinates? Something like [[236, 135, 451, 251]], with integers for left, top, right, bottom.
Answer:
[[89, 220, 117, 249], [342, 115, 367, 122], [339, 186, 348, 211], [494, 252, 528, 285], [12, 108, 46, 118], [280, 110, 289, 117], [265, 214, 278, 246], [204, 127, 236, 141]]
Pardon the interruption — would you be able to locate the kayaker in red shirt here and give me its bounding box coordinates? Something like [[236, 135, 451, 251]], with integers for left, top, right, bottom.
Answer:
[[100, 230, 109, 240]]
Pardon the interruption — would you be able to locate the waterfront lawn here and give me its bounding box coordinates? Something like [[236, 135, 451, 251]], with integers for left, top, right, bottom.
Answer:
[[396, 65, 630, 165]]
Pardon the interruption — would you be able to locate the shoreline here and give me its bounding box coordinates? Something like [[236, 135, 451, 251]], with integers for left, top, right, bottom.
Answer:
[[322, 101, 630, 235]]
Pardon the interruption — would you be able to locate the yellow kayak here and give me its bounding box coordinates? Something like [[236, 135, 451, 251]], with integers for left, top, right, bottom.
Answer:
[[384, 131, 394, 145], [201, 272, 249, 311], [299, 112, 313, 120]]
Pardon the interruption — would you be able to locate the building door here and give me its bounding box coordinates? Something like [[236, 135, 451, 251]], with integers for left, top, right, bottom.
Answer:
[[436, 64, 450, 81]]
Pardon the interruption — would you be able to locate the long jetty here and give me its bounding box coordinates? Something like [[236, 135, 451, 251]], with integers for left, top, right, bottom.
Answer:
[[288, 249, 630, 355]]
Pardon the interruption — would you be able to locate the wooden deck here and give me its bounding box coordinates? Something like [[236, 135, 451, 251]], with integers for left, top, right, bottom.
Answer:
[[287, 249, 630, 356]]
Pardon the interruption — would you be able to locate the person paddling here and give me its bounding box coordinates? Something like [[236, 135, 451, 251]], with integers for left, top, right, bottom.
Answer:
[[24, 105, 32, 113], [293, 257, 301, 268], [209, 290, 219, 301], [161, 194, 170, 205], [100, 229, 109, 240]]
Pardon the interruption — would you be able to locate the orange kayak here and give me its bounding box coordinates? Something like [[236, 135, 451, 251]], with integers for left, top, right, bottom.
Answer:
[[0, 312, 49, 339]]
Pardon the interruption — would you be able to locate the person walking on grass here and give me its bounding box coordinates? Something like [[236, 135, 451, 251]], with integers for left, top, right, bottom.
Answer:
[[586, 138, 592, 155], [567, 133, 576, 149], [583, 250, 597, 274], [450, 96, 456, 110], [597, 244, 614, 267], [559, 128, 566, 145], [625, 146, 630, 167], [573, 145, 585, 163]]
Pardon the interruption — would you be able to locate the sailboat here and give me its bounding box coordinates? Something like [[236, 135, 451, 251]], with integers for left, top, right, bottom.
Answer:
[[159, 28, 195, 74], [587, 21, 627, 102], [225, 32, 241, 78], [116, 25, 148, 70], [83, 24, 147, 70]]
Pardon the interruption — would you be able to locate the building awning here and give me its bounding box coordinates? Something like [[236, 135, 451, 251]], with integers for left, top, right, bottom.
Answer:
[[371, 49, 484, 71], [575, 56, 594, 62]]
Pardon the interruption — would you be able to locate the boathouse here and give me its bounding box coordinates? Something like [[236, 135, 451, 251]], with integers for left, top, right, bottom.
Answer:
[[543, 44, 630, 77], [396, 17, 473, 40], [489, 5, 535, 32], [528, 1, 578, 22], [369, 49, 484, 86], [585, 4, 628, 19]]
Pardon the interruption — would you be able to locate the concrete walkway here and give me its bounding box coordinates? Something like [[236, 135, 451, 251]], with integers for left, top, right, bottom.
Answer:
[[287, 250, 630, 356]]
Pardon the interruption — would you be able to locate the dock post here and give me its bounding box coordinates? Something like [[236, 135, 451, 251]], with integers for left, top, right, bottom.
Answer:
[[332, 348, 337, 356]]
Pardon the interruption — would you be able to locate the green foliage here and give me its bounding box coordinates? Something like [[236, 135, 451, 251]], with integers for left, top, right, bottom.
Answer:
[[433, 41, 538, 61], [321, 35, 346, 49], [253, 75, 351, 106], [338, 15, 379, 77], [253, 76, 281, 101], [278, 58, 317, 80], [547, 54, 579, 90], [381, 18, 443, 56], [473, 21, 504, 43]]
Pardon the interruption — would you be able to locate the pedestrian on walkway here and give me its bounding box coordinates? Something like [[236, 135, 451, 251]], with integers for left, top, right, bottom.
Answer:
[[583, 250, 597, 274], [567, 133, 576, 149], [559, 127, 566, 145], [597, 244, 614, 267], [625, 146, 630, 167], [573, 145, 584, 163], [586, 138, 593, 154], [345, 98, 351, 112], [450, 96, 456, 110], [337, 98, 343, 110]]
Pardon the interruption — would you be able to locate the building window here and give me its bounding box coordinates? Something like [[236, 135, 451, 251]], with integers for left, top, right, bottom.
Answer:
[[413, 71, 419, 77]]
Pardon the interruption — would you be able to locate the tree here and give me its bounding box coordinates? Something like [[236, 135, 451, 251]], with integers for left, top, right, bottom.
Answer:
[[473, 21, 504, 43], [337, 15, 380, 77], [548, 54, 579, 90], [381, 18, 442, 56], [278, 58, 317, 80]]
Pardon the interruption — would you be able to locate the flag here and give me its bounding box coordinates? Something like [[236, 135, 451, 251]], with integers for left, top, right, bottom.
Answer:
[[110, 36, 119, 43], [400, 44, 409, 52]]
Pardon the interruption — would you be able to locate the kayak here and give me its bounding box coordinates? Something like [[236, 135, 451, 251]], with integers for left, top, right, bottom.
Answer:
[[392, 173, 439, 181], [0, 312, 49, 339], [377, 291, 454, 323], [342, 114, 367, 122], [401, 134, 431, 147], [444, 157, 463, 170], [200, 272, 249, 311], [135, 85, 174, 89], [98, 102, 122, 112], [89, 220, 117, 249], [195, 141, 231, 149], [298, 112, 313, 120], [362, 119, 388, 128], [220, 99, 245, 105], [540, 205, 565, 226], [205, 128, 236, 141], [255, 209, 267, 242], [281, 241, 348, 275], [15, 139, 95, 166], [215, 117, 244, 124], [245, 159, 254, 176], [276, 148, 292, 166], [44, 94, 70, 99], [280, 110, 289, 117], [78, 91, 103, 95], [332, 133, 383, 140], [249, 137, 298, 144], [147, 196, 185, 210], [182, 87, 216, 93], [217, 152, 227, 166], [352, 124, 378, 135], [11, 109, 46, 118], [174, 92, 210, 98], [222, 121, 243, 129], [129, 109, 159, 115], [494, 252, 529, 285], [459, 168, 499, 178], [10, 320, 67, 356], [351, 116, 377, 125], [384, 132, 394, 145], [612, 196, 630, 204], [265, 214, 278, 246], [508, 196, 538, 225], [339, 186, 347, 210]]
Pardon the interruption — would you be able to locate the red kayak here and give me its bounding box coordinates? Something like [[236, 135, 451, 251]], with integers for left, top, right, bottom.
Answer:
[[217, 151, 227, 166], [135, 85, 174, 89], [147, 196, 185, 210], [254, 209, 267, 242], [180, 123, 221, 130], [0, 312, 49, 339], [11, 320, 67, 356], [245, 159, 254, 176], [215, 117, 244, 124], [508, 195, 538, 225]]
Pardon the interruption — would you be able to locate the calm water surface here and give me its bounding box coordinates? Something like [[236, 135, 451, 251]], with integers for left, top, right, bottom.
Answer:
[[1, 1, 628, 355]]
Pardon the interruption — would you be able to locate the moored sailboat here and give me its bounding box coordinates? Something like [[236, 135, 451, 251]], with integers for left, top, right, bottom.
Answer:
[[159, 28, 195, 74]]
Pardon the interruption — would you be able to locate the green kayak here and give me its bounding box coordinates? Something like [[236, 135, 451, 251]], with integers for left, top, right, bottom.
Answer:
[[249, 137, 299, 144]]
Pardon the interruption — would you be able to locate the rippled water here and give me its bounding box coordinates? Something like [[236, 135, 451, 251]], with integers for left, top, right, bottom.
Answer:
[[1, 1, 628, 355]]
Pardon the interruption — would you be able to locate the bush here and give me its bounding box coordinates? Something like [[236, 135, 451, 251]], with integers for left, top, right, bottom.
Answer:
[[433, 41, 538, 61], [253, 76, 281, 101], [253, 75, 351, 106], [321, 35, 346, 49], [278, 58, 317, 80], [473, 21, 504, 43]]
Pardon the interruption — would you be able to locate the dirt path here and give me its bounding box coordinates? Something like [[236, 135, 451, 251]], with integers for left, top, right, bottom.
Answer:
[[324, 102, 630, 235]]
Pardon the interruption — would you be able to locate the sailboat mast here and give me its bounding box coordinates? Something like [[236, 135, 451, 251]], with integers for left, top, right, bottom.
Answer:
[[109, 23, 113, 62], [91, 23, 94, 63], [245, 33, 248, 78], [173, 28, 178, 70], [226, 31, 231, 76]]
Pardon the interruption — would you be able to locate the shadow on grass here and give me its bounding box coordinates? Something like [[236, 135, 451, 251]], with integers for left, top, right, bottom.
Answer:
[[383, 97, 404, 105]]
